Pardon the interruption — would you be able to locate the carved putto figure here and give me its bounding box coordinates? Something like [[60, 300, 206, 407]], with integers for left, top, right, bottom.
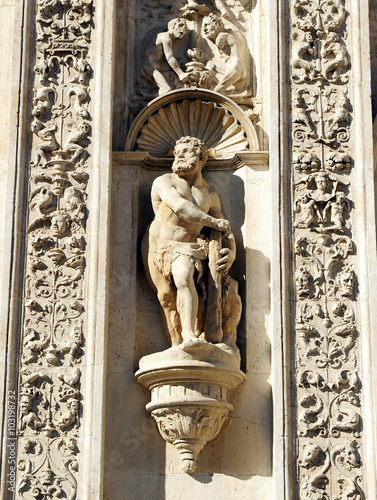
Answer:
[[326, 94, 349, 138], [201, 13, 246, 94], [142, 136, 241, 347], [31, 119, 58, 166], [145, 18, 192, 95], [292, 32, 316, 82], [321, 32, 348, 82], [294, 193, 317, 228]]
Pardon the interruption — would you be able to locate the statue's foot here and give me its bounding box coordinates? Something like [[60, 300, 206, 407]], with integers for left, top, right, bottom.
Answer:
[[180, 336, 203, 349]]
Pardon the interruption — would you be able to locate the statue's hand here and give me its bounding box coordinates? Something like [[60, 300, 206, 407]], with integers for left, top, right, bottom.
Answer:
[[216, 248, 232, 274], [180, 73, 192, 84], [215, 218, 231, 236]]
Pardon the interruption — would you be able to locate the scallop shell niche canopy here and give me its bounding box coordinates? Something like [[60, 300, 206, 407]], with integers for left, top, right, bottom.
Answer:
[[135, 99, 250, 157]]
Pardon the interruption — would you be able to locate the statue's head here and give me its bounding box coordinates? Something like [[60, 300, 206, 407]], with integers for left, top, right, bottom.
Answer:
[[172, 136, 208, 175], [19, 396, 32, 415], [168, 18, 187, 40], [202, 14, 224, 40]]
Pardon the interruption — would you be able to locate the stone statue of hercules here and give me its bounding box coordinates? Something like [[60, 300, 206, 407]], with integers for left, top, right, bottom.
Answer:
[[142, 136, 238, 347]]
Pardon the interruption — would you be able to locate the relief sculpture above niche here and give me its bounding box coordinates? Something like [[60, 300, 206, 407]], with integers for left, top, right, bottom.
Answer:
[[122, 0, 258, 135]]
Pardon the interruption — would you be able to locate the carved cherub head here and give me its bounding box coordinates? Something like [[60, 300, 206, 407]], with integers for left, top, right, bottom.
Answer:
[[167, 18, 187, 40], [335, 192, 346, 205], [19, 396, 32, 415], [202, 14, 224, 41], [304, 32, 314, 43], [50, 211, 70, 237], [295, 265, 311, 297], [326, 32, 339, 43], [172, 136, 209, 175], [31, 119, 43, 134]]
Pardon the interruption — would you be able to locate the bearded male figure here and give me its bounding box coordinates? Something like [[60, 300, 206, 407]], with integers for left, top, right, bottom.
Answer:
[[142, 136, 241, 347]]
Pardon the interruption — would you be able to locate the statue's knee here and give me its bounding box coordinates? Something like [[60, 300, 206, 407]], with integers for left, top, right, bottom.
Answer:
[[157, 290, 173, 308], [172, 266, 194, 289]]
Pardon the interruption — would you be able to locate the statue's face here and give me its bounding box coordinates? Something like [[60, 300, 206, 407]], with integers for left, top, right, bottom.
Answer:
[[68, 400, 79, 412], [202, 18, 218, 39], [51, 214, 67, 237], [172, 142, 203, 175], [80, 122, 89, 133], [296, 272, 309, 294], [171, 20, 187, 40]]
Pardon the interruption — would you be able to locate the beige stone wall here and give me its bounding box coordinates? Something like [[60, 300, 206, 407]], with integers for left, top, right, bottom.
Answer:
[[1, 1, 377, 499], [0, 0, 16, 292]]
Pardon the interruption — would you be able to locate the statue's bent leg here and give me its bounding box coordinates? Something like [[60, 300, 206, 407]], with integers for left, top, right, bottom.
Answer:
[[152, 69, 172, 95], [171, 256, 198, 342]]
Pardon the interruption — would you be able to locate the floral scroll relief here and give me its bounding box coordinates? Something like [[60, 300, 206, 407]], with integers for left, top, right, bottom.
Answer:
[[291, 1, 364, 497], [15, 1, 93, 498]]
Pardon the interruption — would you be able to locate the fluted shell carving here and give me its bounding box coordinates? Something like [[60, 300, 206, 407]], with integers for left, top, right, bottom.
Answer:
[[136, 99, 248, 157]]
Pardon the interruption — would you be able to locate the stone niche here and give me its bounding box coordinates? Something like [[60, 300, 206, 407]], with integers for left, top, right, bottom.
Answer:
[[105, 1, 272, 498]]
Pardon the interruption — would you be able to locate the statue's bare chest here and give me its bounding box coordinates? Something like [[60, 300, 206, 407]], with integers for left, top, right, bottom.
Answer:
[[176, 183, 212, 212]]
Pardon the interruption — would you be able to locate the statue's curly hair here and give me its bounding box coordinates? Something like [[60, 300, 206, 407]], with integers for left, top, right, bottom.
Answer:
[[173, 136, 209, 164]]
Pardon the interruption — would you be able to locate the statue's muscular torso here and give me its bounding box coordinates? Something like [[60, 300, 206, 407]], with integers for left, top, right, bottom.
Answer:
[[149, 172, 221, 244]]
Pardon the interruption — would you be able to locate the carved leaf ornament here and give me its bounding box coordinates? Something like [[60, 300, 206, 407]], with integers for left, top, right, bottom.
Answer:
[[291, 0, 364, 497]]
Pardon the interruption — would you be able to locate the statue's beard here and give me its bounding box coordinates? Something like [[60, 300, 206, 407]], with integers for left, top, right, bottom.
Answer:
[[172, 158, 199, 174]]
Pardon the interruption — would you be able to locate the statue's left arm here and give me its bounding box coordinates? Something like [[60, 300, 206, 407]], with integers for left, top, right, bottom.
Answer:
[[208, 193, 236, 274]]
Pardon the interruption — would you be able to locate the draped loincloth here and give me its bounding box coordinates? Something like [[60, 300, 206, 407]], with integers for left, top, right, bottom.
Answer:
[[154, 238, 209, 284]]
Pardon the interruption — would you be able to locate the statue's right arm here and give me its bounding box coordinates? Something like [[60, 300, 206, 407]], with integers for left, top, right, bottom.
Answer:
[[152, 177, 225, 230]]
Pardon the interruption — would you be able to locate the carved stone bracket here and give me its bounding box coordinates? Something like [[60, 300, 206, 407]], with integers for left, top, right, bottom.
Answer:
[[135, 341, 245, 473]]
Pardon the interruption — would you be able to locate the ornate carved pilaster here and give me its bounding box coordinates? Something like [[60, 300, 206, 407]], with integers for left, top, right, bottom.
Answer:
[[15, 1, 93, 498], [290, 1, 364, 497]]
